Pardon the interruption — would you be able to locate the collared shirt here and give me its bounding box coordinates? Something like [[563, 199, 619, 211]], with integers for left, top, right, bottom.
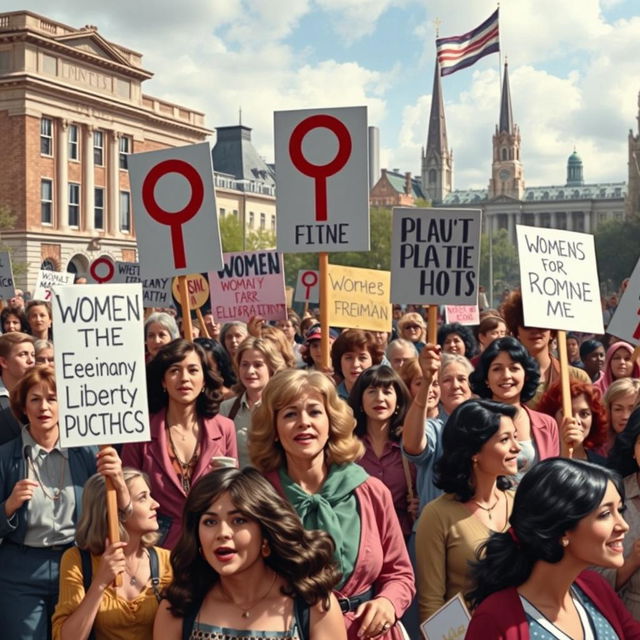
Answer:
[[219, 392, 259, 469], [22, 427, 75, 547]]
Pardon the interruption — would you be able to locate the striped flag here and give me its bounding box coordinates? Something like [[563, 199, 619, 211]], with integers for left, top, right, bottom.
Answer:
[[436, 9, 499, 77]]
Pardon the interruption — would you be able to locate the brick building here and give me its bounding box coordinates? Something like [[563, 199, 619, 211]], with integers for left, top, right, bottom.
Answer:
[[0, 10, 210, 290]]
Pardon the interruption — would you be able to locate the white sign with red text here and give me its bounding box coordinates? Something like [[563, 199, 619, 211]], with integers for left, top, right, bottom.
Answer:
[[274, 106, 369, 253], [128, 142, 223, 279], [33, 269, 75, 302]]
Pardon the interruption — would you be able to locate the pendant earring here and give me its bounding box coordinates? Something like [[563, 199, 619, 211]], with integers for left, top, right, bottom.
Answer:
[[261, 540, 271, 558]]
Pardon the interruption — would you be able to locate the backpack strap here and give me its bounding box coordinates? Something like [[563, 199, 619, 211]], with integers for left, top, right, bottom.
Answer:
[[148, 547, 162, 602], [293, 595, 310, 640], [182, 609, 198, 640], [79, 548, 96, 640], [227, 394, 243, 421]]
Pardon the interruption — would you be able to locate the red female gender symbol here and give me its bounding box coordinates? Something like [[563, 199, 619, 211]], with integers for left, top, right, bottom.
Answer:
[[289, 115, 352, 222], [90, 257, 115, 284], [301, 270, 319, 300], [142, 159, 204, 269]]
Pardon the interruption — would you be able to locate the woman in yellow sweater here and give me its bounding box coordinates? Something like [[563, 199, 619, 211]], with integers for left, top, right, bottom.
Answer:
[[52, 469, 172, 640], [415, 399, 520, 621]]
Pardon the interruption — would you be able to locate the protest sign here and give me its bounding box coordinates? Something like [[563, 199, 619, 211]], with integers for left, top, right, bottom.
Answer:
[[391, 208, 482, 305], [608, 257, 640, 343], [171, 273, 209, 309], [516, 225, 603, 333], [275, 106, 369, 253], [420, 593, 470, 640], [327, 264, 391, 332], [88, 256, 116, 284], [209, 250, 286, 323], [445, 305, 479, 325], [294, 269, 320, 304], [52, 283, 150, 448], [0, 251, 15, 299], [33, 269, 75, 302], [113, 262, 175, 308], [128, 142, 223, 279]]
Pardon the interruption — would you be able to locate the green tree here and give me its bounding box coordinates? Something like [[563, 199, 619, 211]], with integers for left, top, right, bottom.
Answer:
[[218, 214, 243, 252], [246, 228, 276, 251], [0, 204, 27, 276], [594, 215, 640, 292], [479, 229, 520, 298]]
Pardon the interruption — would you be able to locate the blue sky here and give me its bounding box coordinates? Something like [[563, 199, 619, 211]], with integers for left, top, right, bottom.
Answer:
[[21, 0, 640, 189]]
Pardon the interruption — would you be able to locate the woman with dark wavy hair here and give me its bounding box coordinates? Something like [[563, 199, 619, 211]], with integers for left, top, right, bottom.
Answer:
[[470, 336, 559, 483], [466, 458, 640, 639], [349, 365, 415, 538], [537, 379, 609, 463], [415, 399, 520, 620], [122, 340, 237, 549], [194, 337, 236, 399], [154, 467, 346, 640], [437, 322, 477, 359]]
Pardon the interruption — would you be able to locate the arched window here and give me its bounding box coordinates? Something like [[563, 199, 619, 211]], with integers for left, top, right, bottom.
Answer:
[[429, 169, 437, 184], [40, 258, 57, 271], [501, 148, 507, 161]]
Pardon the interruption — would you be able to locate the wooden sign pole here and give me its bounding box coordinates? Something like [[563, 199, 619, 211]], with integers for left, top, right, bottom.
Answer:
[[319, 253, 330, 369], [100, 446, 122, 587], [177, 275, 193, 340], [196, 308, 210, 339], [427, 305, 438, 345], [557, 329, 573, 458]]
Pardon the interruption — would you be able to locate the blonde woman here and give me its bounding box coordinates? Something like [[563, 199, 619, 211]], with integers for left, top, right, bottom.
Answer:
[[603, 377, 640, 453], [397, 313, 426, 353], [249, 369, 415, 639], [53, 469, 172, 640], [220, 336, 286, 468]]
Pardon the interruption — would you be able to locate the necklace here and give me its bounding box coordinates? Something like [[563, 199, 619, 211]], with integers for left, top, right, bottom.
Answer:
[[170, 423, 196, 442], [218, 571, 278, 619], [27, 453, 65, 501], [167, 425, 200, 493], [472, 492, 501, 520], [124, 550, 146, 586]]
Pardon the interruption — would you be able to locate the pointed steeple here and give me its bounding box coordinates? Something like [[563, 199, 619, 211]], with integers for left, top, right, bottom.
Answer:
[[499, 61, 513, 133], [426, 59, 448, 155], [422, 60, 452, 204]]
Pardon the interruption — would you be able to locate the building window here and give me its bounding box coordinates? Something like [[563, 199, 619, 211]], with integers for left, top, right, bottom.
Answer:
[[119, 136, 130, 169], [120, 191, 131, 231], [94, 187, 104, 230], [556, 212, 567, 229], [497, 214, 508, 230], [249, 211, 254, 228], [93, 130, 104, 166], [41, 179, 53, 224], [40, 117, 53, 155], [572, 211, 585, 232], [522, 213, 535, 226], [501, 148, 507, 161], [219, 207, 225, 217], [68, 124, 79, 160], [271, 215, 276, 232], [598, 212, 607, 224], [68, 183, 80, 227], [233, 209, 238, 218], [260, 213, 266, 230], [428, 169, 437, 184]]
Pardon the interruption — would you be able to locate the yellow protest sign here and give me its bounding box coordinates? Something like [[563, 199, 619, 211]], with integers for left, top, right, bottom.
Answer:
[[171, 273, 209, 309], [327, 264, 391, 332]]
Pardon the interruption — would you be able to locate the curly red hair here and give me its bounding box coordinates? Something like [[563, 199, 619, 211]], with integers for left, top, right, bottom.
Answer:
[[537, 379, 608, 450]]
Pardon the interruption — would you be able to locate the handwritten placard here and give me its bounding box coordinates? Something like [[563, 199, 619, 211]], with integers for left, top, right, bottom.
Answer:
[[445, 305, 479, 325], [209, 250, 286, 323], [327, 264, 391, 332], [33, 269, 75, 302], [113, 262, 175, 308], [516, 225, 603, 333], [52, 284, 150, 448], [421, 593, 470, 640], [0, 251, 15, 299], [391, 208, 482, 305], [608, 256, 640, 343]]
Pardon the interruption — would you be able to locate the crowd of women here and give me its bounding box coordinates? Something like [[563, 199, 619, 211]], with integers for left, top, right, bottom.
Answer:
[[2, 288, 640, 639]]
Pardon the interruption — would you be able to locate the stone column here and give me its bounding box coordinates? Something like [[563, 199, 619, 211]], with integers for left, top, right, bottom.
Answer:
[[56, 119, 69, 231], [83, 124, 95, 233], [107, 130, 120, 236]]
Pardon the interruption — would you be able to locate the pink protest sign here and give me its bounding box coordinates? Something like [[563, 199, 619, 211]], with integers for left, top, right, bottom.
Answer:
[[445, 305, 479, 325], [208, 250, 287, 323]]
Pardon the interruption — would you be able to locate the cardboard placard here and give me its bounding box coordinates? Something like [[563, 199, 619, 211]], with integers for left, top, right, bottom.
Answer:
[[608, 256, 640, 343], [128, 142, 223, 279], [88, 256, 116, 284], [391, 208, 482, 305], [421, 593, 470, 640], [294, 269, 320, 304], [445, 305, 479, 325], [171, 273, 209, 309], [516, 225, 603, 333], [208, 250, 287, 323], [274, 106, 370, 253], [33, 269, 75, 302], [0, 251, 15, 299], [52, 283, 150, 448], [327, 264, 391, 332], [113, 262, 175, 308]]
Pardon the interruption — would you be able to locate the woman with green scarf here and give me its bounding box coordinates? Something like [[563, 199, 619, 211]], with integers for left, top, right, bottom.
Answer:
[[250, 369, 415, 640]]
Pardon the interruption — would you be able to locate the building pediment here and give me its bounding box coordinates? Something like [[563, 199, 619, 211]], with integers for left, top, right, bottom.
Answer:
[[53, 30, 130, 66], [488, 194, 521, 204]]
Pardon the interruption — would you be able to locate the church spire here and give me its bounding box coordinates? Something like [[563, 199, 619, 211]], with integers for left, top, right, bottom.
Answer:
[[422, 59, 452, 204], [499, 61, 513, 133]]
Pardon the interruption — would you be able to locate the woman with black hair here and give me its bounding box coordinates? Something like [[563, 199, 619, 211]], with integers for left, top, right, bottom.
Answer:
[[154, 467, 346, 640], [122, 339, 237, 549], [437, 322, 476, 359], [349, 365, 416, 539], [415, 399, 520, 620], [470, 336, 559, 482], [607, 409, 640, 619], [466, 458, 640, 639], [580, 339, 606, 383], [194, 337, 236, 400], [0, 306, 28, 333]]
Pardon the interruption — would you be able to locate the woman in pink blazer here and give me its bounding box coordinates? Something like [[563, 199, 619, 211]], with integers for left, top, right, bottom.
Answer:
[[249, 369, 414, 640], [122, 339, 237, 549]]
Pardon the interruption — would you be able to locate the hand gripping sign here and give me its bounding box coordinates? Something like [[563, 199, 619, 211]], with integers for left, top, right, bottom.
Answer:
[[128, 142, 224, 280], [274, 106, 370, 254]]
